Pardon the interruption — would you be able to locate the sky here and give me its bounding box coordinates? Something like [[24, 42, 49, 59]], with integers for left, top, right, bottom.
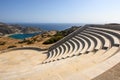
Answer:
[[0, 0, 120, 23]]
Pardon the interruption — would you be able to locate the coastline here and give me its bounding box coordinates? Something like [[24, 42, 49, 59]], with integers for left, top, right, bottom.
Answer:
[[4, 33, 23, 37]]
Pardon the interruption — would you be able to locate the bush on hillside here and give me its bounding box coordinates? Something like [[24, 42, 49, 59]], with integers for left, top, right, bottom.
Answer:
[[43, 36, 63, 44], [27, 40, 35, 44], [7, 45, 17, 49], [43, 26, 80, 44]]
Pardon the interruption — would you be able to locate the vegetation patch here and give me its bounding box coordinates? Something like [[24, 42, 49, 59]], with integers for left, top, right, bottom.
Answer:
[[18, 39, 35, 44], [43, 36, 63, 44], [0, 41, 6, 45], [7, 45, 17, 49]]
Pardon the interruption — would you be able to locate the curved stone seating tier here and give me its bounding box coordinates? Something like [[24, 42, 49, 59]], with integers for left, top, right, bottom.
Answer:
[[86, 29, 114, 46], [88, 29, 115, 49], [47, 44, 67, 62], [52, 48, 58, 58], [75, 36, 89, 54], [78, 34, 95, 52], [88, 27, 120, 46], [96, 30, 120, 45], [46, 49, 57, 62], [89, 27, 120, 35], [57, 39, 78, 58], [64, 39, 80, 57], [49, 48, 58, 60], [83, 31, 105, 48], [68, 39, 76, 53], [77, 34, 91, 49], [54, 36, 77, 57], [52, 48, 59, 59], [93, 27, 120, 37], [74, 36, 88, 56], [61, 40, 74, 57], [50, 45, 64, 62], [74, 36, 85, 48], [73, 36, 85, 55], [81, 32, 102, 50], [71, 38, 80, 51], [62, 41, 74, 58], [59, 42, 72, 58], [57, 43, 69, 60], [102, 31, 119, 44], [44, 51, 53, 63], [45, 46, 62, 63], [56, 44, 66, 59], [45, 39, 76, 63], [81, 32, 97, 48], [83, 30, 111, 49], [61, 44, 66, 54], [88, 24, 120, 30], [72, 37, 83, 56], [68, 39, 80, 57], [53, 45, 65, 61]]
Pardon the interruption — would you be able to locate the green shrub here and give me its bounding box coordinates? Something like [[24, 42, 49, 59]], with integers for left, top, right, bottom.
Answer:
[[18, 39, 35, 44], [43, 36, 63, 44], [27, 40, 34, 44], [7, 45, 16, 49]]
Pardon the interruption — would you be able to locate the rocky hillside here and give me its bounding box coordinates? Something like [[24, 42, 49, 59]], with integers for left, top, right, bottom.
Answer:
[[43, 26, 80, 44], [0, 22, 42, 36]]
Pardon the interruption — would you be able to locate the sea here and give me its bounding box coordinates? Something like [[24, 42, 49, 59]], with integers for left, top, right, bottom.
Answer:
[[8, 23, 85, 39]]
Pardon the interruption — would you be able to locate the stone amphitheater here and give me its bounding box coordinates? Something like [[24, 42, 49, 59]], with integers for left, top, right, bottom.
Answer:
[[0, 24, 120, 80]]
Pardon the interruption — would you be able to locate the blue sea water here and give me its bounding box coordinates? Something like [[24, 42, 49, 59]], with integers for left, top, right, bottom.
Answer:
[[8, 23, 84, 39], [17, 23, 84, 31], [9, 33, 39, 39]]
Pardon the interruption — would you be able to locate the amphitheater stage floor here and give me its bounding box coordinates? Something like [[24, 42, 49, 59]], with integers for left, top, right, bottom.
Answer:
[[0, 49, 47, 77]]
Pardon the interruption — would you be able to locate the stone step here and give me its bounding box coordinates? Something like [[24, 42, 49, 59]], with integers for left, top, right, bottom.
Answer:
[[81, 32, 102, 50], [88, 27, 120, 45], [78, 34, 95, 52], [75, 35, 89, 54], [83, 30, 111, 48]]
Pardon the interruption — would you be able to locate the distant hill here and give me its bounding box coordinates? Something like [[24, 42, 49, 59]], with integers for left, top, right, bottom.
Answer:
[[0, 22, 42, 36]]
